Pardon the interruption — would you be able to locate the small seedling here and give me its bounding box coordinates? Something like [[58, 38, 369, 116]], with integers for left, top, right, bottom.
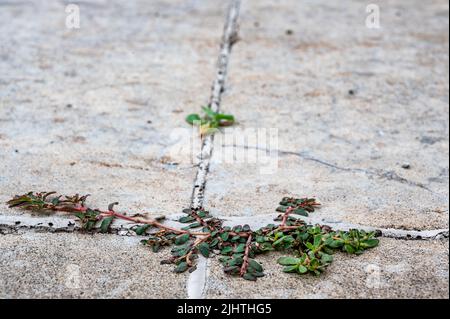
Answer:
[[7, 193, 379, 281], [186, 106, 235, 136]]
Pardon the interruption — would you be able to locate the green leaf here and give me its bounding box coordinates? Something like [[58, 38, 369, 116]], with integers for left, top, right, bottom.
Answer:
[[344, 244, 356, 254], [196, 210, 207, 218], [320, 253, 333, 263], [179, 216, 195, 223], [209, 238, 219, 248], [313, 234, 322, 247], [255, 236, 265, 243], [175, 262, 189, 273], [277, 257, 301, 266], [243, 273, 257, 281], [229, 256, 243, 266], [221, 246, 233, 255], [283, 265, 298, 273], [215, 113, 234, 121], [224, 266, 239, 274], [276, 206, 288, 213], [171, 244, 188, 254], [152, 244, 161, 253], [100, 216, 114, 233], [134, 224, 151, 236], [210, 230, 219, 237], [198, 242, 210, 258], [233, 225, 243, 233], [259, 242, 274, 252], [85, 220, 96, 231], [362, 239, 379, 248], [215, 113, 235, 125], [298, 265, 308, 274], [248, 259, 263, 272], [293, 208, 308, 216], [235, 243, 246, 253], [327, 239, 344, 249], [231, 235, 241, 242], [186, 114, 201, 125], [220, 232, 230, 241], [51, 197, 61, 206], [273, 237, 285, 247], [182, 222, 201, 230], [219, 256, 231, 264], [175, 233, 190, 245], [202, 106, 216, 118]]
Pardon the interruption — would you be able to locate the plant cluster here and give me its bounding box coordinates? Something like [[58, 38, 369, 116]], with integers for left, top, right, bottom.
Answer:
[[186, 106, 235, 136], [7, 192, 379, 281]]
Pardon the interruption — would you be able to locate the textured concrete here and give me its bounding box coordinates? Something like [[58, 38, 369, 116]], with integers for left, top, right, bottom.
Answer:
[[0, 0, 225, 298], [205, 0, 449, 231], [0, 0, 227, 217], [0, 232, 189, 298], [204, 238, 449, 299], [0, 0, 449, 299], [202, 0, 449, 299]]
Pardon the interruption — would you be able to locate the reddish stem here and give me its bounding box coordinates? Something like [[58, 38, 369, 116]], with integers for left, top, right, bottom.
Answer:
[[240, 234, 253, 277], [185, 234, 211, 266], [45, 201, 210, 237], [190, 209, 214, 231], [281, 206, 294, 227], [279, 200, 320, 228], [101, 211, 209, 236]]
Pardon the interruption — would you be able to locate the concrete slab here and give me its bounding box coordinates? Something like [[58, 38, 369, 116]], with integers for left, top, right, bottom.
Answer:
[[0, 0, 448, 299], [0, 0, 227, 218], [0, 0, 225, 299], [205, 0, 449, 231], [206, 157, 448, 230], [204, 238, 449, 299], [0, 232, 189, 298]]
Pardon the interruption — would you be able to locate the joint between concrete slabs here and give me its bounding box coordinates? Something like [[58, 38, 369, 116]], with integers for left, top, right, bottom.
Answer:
[[187, 0, 241, 299], [190, 0, 241, 211], [221, 144, 442, 195], [1, 214, 448, 240], [0, 0, 448, 295]]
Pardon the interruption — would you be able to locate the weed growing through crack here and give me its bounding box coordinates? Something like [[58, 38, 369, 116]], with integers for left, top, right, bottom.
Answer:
[[7, 192, 379, 281], [186, 106, 235, 136]]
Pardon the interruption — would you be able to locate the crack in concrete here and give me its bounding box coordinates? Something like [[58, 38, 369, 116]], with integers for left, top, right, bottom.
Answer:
[[186, 0, 241, 300], [219, 215, 449, 240], [1, 2, 243, 300], [1, 213, 447, 240], [0, 215, 142, 236], [190, 0, 241, 211], [223, 144, 440, 194], [3, 0, 445, 299]]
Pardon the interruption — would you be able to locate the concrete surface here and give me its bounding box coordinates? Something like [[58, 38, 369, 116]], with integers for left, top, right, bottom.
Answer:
[[0, 0, 227, 217], [204, 238, 449, 299], [0, 232, 189, 298], [0, 0, 449, 299], [206, 0, 449, 230]]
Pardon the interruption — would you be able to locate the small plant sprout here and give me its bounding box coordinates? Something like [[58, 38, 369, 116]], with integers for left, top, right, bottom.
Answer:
[[7, 193, 380, 281], [186, 106, 235, 136]]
